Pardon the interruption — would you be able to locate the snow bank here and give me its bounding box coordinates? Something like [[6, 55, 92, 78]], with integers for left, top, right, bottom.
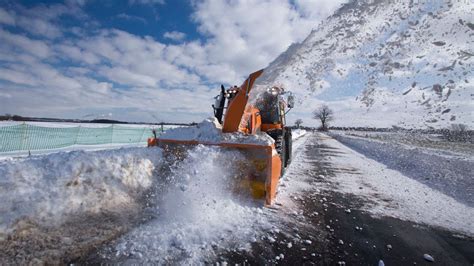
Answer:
[[0, 143, 148, 161], [0, 147, 162, 235], [159, 117, 274, 145], [292, 129, 307, 140], [276, 133, 313, 209]]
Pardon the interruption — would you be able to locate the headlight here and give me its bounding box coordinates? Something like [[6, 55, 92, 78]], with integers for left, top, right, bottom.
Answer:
[[267, 87, 279, 95]]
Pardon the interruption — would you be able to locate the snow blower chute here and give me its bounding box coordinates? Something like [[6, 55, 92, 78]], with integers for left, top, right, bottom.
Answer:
[[148, 69, 294, 205]]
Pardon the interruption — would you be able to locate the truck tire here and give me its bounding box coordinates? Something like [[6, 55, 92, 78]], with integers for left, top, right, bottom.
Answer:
[[275, 134, 286, 172], [285, 128, 292, 167]]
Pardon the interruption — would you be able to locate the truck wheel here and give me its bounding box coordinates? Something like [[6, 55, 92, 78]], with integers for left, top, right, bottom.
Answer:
[[275, 134, 286, 172], [285, 129, 292, 167]]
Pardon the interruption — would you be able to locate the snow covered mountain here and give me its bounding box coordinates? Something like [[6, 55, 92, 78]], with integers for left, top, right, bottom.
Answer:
[[258, 0, 473, 129]]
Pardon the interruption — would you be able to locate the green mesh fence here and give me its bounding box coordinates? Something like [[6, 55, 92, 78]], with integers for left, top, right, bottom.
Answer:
[[0, 123, 163, 153]]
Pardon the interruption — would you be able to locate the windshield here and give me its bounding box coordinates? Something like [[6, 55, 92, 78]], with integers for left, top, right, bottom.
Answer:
[[256, 92, 280, 124]]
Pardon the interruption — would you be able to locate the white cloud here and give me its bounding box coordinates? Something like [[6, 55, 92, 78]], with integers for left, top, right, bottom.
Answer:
[[190, 0, 346, 84], [73, 29, 202, 88], [0, 7, 15, 25], [15, 15, 63, 39], [294, 0, 345, 18], [1, 2, 87, 39], [0, 0, 347, 122], [117, 13, 147, 24], [0, 68, 39, 86], [56, 44, 101, 65], [129, 0, 165, 5], [0, 29, 51, 58], [100, 66, 157, 87], [163, 31, 186, 41], [0, 91, 12, 98]]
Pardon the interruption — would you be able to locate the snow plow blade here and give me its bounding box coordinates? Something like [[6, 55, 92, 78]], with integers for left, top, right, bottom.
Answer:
[[149, 138, 282, 206]]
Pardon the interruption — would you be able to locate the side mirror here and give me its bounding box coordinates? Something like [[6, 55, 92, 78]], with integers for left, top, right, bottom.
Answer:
[[287, 94, 295, 109]]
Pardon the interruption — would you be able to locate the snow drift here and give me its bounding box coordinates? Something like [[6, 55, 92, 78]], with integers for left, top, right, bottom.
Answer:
[[0, 147, 162, 235], [291, 129, 307, 140]]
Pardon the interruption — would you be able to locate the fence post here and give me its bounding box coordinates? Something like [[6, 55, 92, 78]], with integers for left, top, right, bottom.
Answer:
[[110, 124, 114, 144], [139, 127, 147, 143], [74, 126, 80, 145], [20, 122, 28, 152]]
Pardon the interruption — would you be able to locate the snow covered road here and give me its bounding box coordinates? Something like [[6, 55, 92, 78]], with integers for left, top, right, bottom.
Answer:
[[220, 132, 474, 264], [321, 133, 474, 236], [330, 132, 474, 207]]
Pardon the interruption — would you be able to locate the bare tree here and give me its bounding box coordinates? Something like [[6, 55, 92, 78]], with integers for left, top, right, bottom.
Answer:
[[444, 123, 470, 142], [294, 119, 303, 128], [313, 105, 334, 131], [450, 123, 468, 132]]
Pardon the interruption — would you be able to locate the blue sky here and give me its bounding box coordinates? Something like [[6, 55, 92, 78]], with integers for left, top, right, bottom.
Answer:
[[0, 0, 345, 123], [84, 0, 201, 42]]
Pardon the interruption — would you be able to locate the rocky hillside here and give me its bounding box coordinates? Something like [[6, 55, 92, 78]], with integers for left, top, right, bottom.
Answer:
[[259, 0, 473, 129]]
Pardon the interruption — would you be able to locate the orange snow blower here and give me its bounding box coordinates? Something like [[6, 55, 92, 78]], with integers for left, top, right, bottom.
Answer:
[[148, 69, 294, 205]]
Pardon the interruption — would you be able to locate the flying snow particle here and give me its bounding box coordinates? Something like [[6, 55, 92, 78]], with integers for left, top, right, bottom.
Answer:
[[423, 254, 435, 262]]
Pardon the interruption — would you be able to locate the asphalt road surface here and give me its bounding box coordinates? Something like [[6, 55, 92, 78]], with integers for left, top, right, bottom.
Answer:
[[219, 133, 474, 265]]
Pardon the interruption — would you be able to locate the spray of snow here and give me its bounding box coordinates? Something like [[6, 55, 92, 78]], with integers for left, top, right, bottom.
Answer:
[[103, 145, 273, 263], [98, 124, 311, 263], [0, 147, 162, 235]]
